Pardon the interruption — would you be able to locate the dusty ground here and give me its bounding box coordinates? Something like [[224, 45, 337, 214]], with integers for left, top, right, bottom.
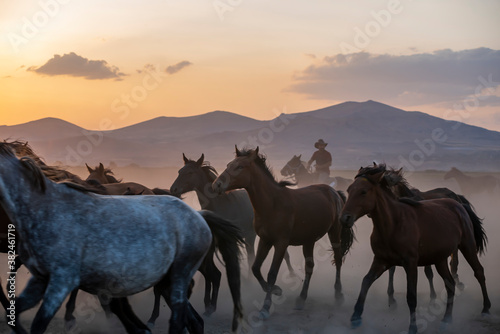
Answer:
[[1, 168, 499, 334]]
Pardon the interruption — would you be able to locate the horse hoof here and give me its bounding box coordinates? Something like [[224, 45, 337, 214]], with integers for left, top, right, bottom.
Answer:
[[457, 282, 465, 291], [294, 297, 305, 310], [481, 311, 491, 317], [335, 291, 344, 304], [271, 285, 282, 296], [438, 320, 450, 332], [146, 322, 155, 330], [203, 306, 216, 317], [351, 318, 362, 329], [409, 323, 418, 334], [64, 319, 80, 333], [388, 297, 397, 309], [259, 309, 270, 320]]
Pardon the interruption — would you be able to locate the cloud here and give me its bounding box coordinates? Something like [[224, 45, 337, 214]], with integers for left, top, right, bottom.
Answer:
[[27, 52, 126, 80], [288, 48, 500, 107], [166, 61, 192, 75]]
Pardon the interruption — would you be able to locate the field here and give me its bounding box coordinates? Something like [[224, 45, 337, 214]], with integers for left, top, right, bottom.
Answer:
[[1, 167, 499, 334]]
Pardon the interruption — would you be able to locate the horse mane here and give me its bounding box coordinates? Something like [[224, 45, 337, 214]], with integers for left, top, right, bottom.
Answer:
[[20, 157, 47, 192], [238, 148, 295, 187], [60, 180, 107, 194]]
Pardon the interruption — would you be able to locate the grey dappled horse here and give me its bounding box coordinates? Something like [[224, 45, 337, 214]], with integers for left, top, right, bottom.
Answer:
[[0, 143, 212, 334]]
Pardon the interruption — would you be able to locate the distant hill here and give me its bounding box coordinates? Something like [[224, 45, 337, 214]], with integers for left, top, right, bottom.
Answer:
[[1, 101, 499, 171]]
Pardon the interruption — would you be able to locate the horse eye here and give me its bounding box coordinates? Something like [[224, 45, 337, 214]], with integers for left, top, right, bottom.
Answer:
[[360, 190, 367, 195]]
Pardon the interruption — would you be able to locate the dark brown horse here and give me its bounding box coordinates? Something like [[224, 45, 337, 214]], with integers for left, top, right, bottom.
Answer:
[[444, 167, 500, 197], [340, 164, 490, 334], [86, 163, 121, 184], [213, 146, 354, 319], [85, 163, 156, 195], [384, 166, 486, 300], [170, 153, 295, 274], [280, 154, 352, 191]]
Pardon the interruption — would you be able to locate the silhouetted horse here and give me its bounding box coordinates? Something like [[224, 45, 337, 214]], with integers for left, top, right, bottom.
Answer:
[[340, 164, 490, 334], [213, 146, 354, 319], [0, 143, 212, 334], [280, 154, 352, 191], [444, 167, 500, 197]]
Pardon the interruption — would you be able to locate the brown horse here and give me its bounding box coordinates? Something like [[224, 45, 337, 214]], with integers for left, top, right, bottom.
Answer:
[[85, 163, 155, 195], [213, 146, 354, 319], [86, 163, 121, 184], [340, 164, 490, 334], [280, 154, 352, 191], [444, 167, 500, 197], [170, 153, 295, 275]]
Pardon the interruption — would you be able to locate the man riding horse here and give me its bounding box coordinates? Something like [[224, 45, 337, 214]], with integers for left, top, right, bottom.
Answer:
[[307, 139, 332, 183]]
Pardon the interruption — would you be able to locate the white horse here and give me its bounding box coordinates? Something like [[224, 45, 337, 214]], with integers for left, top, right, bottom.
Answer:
[[0, 143, 212, 334]]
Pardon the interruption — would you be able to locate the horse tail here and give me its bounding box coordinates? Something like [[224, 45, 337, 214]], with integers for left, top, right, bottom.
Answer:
[[329, 188, 355, 262], [461, 202, 487, 255], [198, 210, 244, 330]]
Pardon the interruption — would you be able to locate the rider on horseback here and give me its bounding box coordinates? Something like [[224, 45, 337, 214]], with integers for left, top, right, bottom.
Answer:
[[307, 139, 332, 183]]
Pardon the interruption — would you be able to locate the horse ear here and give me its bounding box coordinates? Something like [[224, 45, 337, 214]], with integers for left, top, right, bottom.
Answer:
[[98, 163, 104, 171], [373, 161, 377, 167], [86, 163, 93, 173], [298, 154, 302, 159], [196, 154, 204, 166], [255, 146, 259, 155], [235, 145, 241, 156], [182, 153, 189, 164]]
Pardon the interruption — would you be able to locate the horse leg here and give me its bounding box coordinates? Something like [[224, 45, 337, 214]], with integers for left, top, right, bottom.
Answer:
[[351, 257, 388, 329], [328, 227, 344, 301], [295, 242, 314, 310], [29, 276, 77, 334], [387, 266, 397, 307], [424, 265, 437, 301], [0, 278, 8, 310], [433, 260, 455, 328], [9, 276, 47, 334], [283, 250, 295, 276], [64, 289, 79, 331], [245, 233, 256, 276], [450, 251, 464, 290], [259, 242, 288, 320], [109, 297, 151, 334], [252, 238, 273, 293], [459, 242, 491, 315], [146, 283, 164, 328], [403, 261, 418, 334], [206, 254, 221, 316]]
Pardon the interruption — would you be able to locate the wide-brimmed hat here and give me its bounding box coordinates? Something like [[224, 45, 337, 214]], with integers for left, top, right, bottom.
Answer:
[[314, 139, 328, 148]]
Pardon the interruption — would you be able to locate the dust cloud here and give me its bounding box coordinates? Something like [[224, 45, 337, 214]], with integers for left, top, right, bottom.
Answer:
[[1, 167, 499, 333]]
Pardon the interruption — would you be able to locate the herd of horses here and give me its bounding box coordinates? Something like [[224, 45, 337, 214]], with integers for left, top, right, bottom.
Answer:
[[0, 140, 496, 334]]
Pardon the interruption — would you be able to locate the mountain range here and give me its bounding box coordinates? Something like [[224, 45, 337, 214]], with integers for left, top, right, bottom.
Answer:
[[1, 100, 499, 171]]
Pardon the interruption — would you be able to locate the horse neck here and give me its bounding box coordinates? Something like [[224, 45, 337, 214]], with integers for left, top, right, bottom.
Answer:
[[368, 188, 402, 243], [295, 162, 314, 184], [193, 170, 220, 210], [0, 166, 49, 232], [243, 167, 283, 214]]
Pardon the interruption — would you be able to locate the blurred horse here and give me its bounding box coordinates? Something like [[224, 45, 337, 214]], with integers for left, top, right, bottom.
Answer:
[[280, 154, 352, 191], [85, 162, 155, 195], [213, 146, 354, 319], [0, 142, 212, 334], [444, 167, 500, 197], [340, 163, 490, 334]]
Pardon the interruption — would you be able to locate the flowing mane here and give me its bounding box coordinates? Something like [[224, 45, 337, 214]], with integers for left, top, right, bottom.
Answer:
[[237, 148, 295, 187]]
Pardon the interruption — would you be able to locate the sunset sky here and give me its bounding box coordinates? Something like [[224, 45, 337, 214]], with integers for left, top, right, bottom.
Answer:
[[1, 0, 499, 131]]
